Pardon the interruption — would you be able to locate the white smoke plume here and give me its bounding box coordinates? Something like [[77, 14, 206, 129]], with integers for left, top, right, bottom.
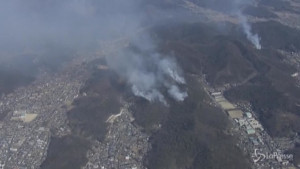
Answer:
[[238, 12, 261, 49], [235, 1, 262, 49], [106, 35, 188, 104], [168, 85, 188, 102], [159, 58, 186, 84], [199, 0, 262, 49]]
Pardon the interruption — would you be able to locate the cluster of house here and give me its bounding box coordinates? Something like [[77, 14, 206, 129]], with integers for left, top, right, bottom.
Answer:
[[211, 92, 263, 135]]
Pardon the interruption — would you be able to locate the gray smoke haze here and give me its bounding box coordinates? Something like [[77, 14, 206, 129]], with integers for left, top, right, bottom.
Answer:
[[0, 0, 188, 103], [106, 34, 188, 104], [0, 0, 143, 53]]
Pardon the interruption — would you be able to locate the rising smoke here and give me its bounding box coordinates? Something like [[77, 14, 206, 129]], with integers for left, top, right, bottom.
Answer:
[[105, 34, 188, 104], [239, 15, 262, 49], [235, 0, 262, 49], [193, 0, 262, 49]]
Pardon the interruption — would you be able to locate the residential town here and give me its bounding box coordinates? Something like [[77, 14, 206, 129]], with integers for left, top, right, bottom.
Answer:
[[199, 75, 298, 169]]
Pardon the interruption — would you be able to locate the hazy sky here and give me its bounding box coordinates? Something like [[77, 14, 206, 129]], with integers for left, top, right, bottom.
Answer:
[[0, 0, 260, 102], [0, 0, 189, 103], [0, 0, 145, 52]]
